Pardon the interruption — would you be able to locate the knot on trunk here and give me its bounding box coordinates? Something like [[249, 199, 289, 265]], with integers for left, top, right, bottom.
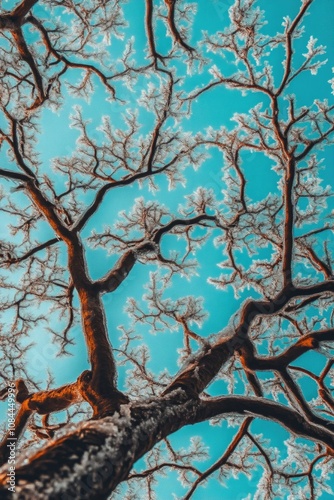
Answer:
[[77, 370, 130, 418], [16, 379, 30, 403]]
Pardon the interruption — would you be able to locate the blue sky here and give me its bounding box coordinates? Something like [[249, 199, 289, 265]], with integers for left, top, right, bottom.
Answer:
[[1, 0, 334, 498]]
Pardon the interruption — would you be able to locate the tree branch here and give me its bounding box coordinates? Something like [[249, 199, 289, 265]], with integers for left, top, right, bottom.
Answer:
[[163, 282, 334, 397], [11, 0, 38, 20], [3, 238, 59, 265], [196, 396, 334, 451], [183, 417, 252, 500], [276, 0, 314, 96], [164, 0, 194, 53], [0, 377, 82, 466], [239, 329, 334, 371]]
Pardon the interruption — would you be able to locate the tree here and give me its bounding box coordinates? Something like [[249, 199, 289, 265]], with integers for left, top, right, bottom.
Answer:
[[0, 0, 333, 497]]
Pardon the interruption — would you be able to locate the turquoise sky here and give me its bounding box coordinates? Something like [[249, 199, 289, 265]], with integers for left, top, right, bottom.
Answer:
[[1, 0, 334, 498]]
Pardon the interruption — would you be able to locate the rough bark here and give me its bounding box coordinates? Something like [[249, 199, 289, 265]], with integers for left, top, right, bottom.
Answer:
[[1, 392, 333, 498]]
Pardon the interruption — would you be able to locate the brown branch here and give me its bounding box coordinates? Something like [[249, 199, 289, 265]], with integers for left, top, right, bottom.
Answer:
[[1, 165, 126, 413], [162, 282, 334, 398], [66, 240, 123, 412], [183, 417, 252, 500], [0, 368, 130, 468], [246, 431, 274, 475], [282, 156, 295, 286], [95, 249, 137, 294], [178, 317, 205, 347], [128, 462, 201, 480], [3, 238, 59, 265], [184, 76, 273, 103], [196, 396, 334, 451], [74, 163, 173, 232], [11, 26, 45, 105], [295, 125, 334, 161], [239, 329, 334, 371], [27, 16, 116, 99], [279, 368, 334, 433], [11, 0, 38, 20], [0, 167, 31, 182], [0, 1, 43, 106], [4, 133, 125, 414], [283, 453, 327, 500], [291, 361, 334, 413], [96, 215, 216, 294], [296, 226, 334, 241], [144, 78, 173, 172], [302, 245, 332, 278], [2, 170, 123, 412], [153, 214, 217, 244], [145, 0, 164, 63], [0, 378, 82, 466], [0, 0, 38, 27], [6, 119, 37, 179], [270, 95, 294, 286], [284, 98, 310, 138], [164, 0, 194, 52], [284, 295, 323, 313], [276, 0, 313, 96], [26, 180, 72, 242], [2, 118, 73, 242]]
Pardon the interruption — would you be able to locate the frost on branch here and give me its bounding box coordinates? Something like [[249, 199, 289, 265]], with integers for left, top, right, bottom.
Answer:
[[0, 0, 334, 498]]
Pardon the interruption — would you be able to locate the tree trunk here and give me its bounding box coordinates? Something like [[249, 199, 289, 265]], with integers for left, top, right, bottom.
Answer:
[[0, 391, 198, 499]]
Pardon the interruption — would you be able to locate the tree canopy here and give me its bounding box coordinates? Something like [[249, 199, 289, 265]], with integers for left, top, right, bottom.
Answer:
[[0, 0, 333, 498]]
